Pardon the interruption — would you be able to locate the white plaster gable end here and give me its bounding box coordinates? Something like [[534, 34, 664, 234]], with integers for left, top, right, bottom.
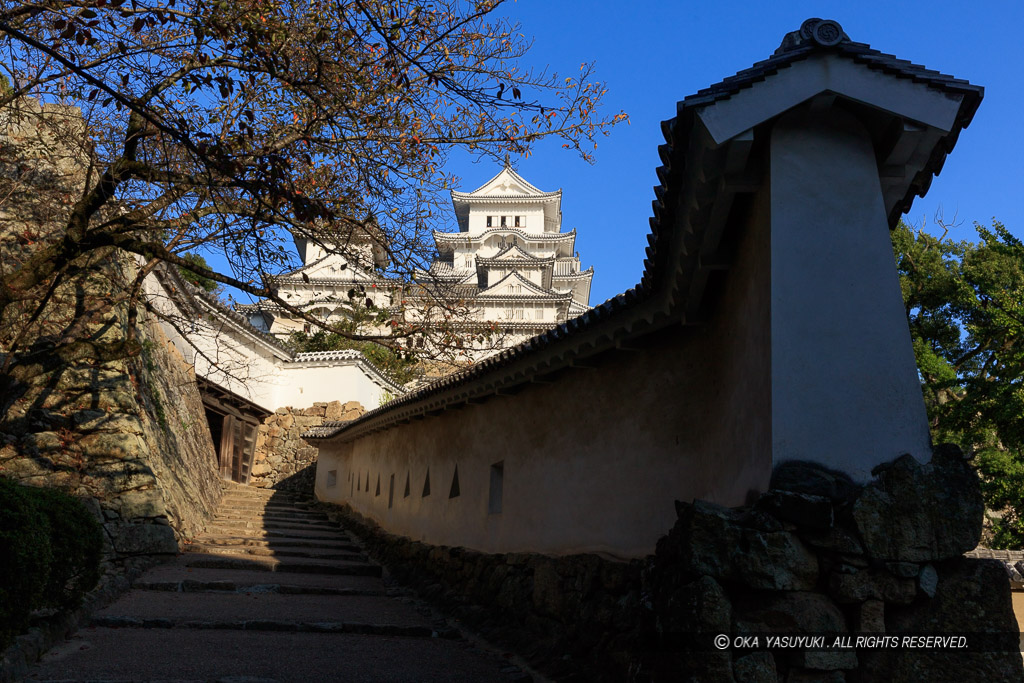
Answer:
[[467, 164, 546, 196], [477, 270, 559, 299]]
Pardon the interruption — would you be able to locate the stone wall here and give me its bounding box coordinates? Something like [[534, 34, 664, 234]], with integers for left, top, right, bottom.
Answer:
[[324, 447, 1021, 682], [251, 401, 363, 491], [0, 100, 222, 563], [0, 253, 223, 561]]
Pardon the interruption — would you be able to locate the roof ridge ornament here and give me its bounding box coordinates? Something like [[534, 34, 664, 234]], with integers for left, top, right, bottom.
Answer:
[[776, 18, 849, 53]]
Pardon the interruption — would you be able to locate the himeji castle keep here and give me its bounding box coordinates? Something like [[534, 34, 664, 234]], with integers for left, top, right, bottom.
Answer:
[[241, 163, 594, 360]]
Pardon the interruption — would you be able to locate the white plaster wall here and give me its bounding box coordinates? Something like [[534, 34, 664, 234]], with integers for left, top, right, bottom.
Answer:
[[143, 269, 395, 413], [275, 363, 390, 409], [316, 194, 773, 559], [769, 108, 932, 480]]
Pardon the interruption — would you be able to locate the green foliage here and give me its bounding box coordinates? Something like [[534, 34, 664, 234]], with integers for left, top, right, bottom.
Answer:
[[0, 478, 51, 650], [288, 331, 418, 385], [176, 253, 220, 294], [0, 478, 103, 650], [894, 220, 1024, 546], [27, 486, 104, 609]]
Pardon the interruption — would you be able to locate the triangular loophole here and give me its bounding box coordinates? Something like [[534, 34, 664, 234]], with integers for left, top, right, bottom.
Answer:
[[449, 465, 460, 499], [375, 474, 381, 496], [422, 468, 431, 497], [404, 472, 411, 498], [365, 471, 370, 492]]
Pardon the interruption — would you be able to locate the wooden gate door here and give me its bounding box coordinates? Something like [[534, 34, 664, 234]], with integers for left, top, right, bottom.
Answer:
[[237, 420, 257, 484], [220, 415, 258, 484]]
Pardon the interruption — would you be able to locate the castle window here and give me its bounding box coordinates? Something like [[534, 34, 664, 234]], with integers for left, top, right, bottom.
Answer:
[[486, 215, 493, 227], [514, 215, 521, 227], [500, 216, 507, 227]]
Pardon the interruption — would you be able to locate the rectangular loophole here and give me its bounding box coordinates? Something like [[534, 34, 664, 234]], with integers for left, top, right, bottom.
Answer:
[[488, 461, 503, 514], [326, 470, 337, 488], [388, 474, 395, 509]]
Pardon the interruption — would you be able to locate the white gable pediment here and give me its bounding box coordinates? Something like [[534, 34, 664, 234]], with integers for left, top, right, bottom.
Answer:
[[479, 271, 552, 298], [488, 245, 535, 261], [470, 166, 545, 197]]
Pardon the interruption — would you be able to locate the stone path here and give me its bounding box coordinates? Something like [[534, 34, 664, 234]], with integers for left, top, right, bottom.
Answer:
[[27, 484, 532, 682]]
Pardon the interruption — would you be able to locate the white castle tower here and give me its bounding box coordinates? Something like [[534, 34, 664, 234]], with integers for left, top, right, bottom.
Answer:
[[416, 163, 594, 353]]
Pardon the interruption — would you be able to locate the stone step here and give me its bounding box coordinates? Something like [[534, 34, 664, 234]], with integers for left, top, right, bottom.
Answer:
[[90, 615, 440, 637], [215, 503, 319, 514], [219, 497, 307, 507], [216, 499, 306, 509], [137, 564, 388, 592], [134, 578, 388, 597], [187, 536, 360, 551], [208, 521, 341, 533], [184, 544, 368, 562], [217, 498, 318, 506], [213, 511, 330, 522], [201, 527, 355, 541], [91, 590, 438, 630], [183, 553, 382, 577], [218, 494, 304, 504], [30, 628, 527, 682]]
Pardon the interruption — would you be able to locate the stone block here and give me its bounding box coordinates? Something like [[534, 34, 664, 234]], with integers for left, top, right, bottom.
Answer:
[[323, 401, 345, 421], [77, 431, 147, 459], [296, 447, 318, 461], [852, 448, 982, 563], [886, 562, 919, 578], [734, 592, 845, 635], [754, 489, 833, 529], [278, 413, 295, 430], [105, 520, 178, 555], [793, 650, 858, 671], [862, 558, 1021, 682], [786, 669, 845, 682], [115, 488, 165, 519], [855, 600, 885, 633], [662, 574, 731, 636], [531, 560, 564, 618], [828, 569, 916, 605], [676, 500, 818, 590], [918, 564, 937, 598], [733, 652, 776, 683]]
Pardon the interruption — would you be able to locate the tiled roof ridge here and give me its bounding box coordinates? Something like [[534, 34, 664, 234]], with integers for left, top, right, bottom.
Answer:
[[433, 227, 576, 242]]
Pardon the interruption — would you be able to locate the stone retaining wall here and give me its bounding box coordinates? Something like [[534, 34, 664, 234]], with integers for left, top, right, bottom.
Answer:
[[0, 258, 223, 562], [325, 446, 1021, 682], [251, 401, 363, 491], [0, 100, 223, 563]]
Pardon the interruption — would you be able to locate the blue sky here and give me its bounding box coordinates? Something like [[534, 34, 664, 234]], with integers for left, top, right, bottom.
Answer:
[[443, 0, 1023, 304]]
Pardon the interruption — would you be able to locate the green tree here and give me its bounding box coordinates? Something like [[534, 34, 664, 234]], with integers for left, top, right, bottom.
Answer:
[[894, 219, 1024, 546], [177, 252, 220, 293], [287, 329, 418, 384]]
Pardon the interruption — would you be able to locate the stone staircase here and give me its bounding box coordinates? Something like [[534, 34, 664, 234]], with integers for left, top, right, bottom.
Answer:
[[28, 483, 532, 682]]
